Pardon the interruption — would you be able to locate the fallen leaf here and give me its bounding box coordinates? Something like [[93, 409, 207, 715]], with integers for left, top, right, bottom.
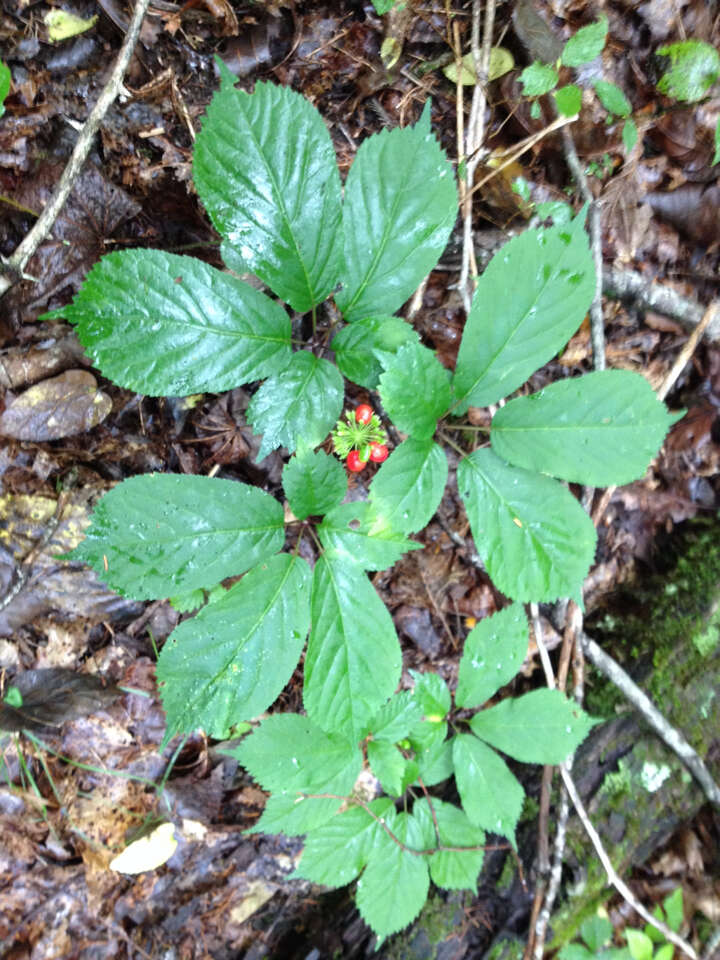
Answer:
[[0, 667, 120, 733], [0, 370, 112, 441]]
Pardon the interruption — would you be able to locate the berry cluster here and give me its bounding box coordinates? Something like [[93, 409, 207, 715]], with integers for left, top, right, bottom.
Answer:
[[331, 404, 389, 473]]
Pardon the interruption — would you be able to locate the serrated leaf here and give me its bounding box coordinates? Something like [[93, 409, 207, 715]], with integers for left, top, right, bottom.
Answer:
[[282, 450, 346, 520], [71, 475, 285, 601], [248, 351, 344, 461], [250, 792, 343, 836], [43, 250, 292, 397], [294, 799, 394, 887], [332, 316, 420, 390], [490, 370, 677, 487], [519, 62, 559, 96], [193, 63, 342, 312], [561, 17, 608, 67], [470, 689, 598, 763], [410, 670, 451, 720], [356, 810, 430, 939], [452, 734, 524, 845], [367, 740, 408, 796], [456, 603, 528, 709], [318, 501, 421, 571], [378, 341, 452, 439], [415, 732, 453, 786], [304, 555, 402, 741], [452, 211, 595, 411], [368, 689, 424, 742], [458, 448, 597, 603], [656, 40, 720, 103], [593, 79, 631, 117], [336, 103, 457, 322], [554, 83, 582, 116], [368, 438, 448, 534], [413, 797, 485, 891], [157, 554, 310, 739]]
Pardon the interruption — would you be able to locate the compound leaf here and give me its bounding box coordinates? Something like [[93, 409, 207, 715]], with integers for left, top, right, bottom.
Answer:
[[456, 603, 528, 709], [319, 501, 421, 571], [305, 555, 402, 741], [356, 810, 430, 940], [452, 734, 524, 845], [453, 211, 595, 412], [157, 554, 310, 740], [283, 449, 347, 520], [248, 351, 344, 461], [458, 448, 596, 604], [332, 316, 420, 390], [71, 474, 284, 600], [491, 370, 678, 486], [410, 670, 451, 720], [43, 250, 292, 396], [379, 341, 452, 439], [369, 438, 448, 535], [294, 799, 394, 887], [367, 739, 408, 796], [193, 62, 342, 312], [336, 103, 457, 322], [470, 689, 598, 763], [413, 797, 485, 892], [369, 689, 424, 743]]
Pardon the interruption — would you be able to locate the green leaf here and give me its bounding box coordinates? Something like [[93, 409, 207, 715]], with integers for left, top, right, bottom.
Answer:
[[356, 810, 430, 940], [452, 734, 524, 845], [193, 63, 342, 312], [580, 914, 614, 952], [367, 740, 408, 796], [553, 84, 582, 116], [42, 250, 292, 396], [304, 555, 402, 741], [662, 887, 683, 933], [411, 670, 451, 720], [368, 438, 448, 534], [713, 117, 720, 165], [561, 17, 608, 67], [157, 554, 310, 739], [336, 103, 457, 322], [332, 316, 420, 390], [369, 690, 424, 743], [654, 946, 674, 960], [452, 210, 595, 411], [593, 80, 631, 117], [294, 799, 394, 887], [71, 475, 285, 600], [318, 501, 421, 572], [415, 732, 453, 786], [0, 61, 10, 119], [378, 341, 452, 439], [625, 929, 654, 960], [656, 40, 720, 102], [558, 947, 594, 960], [469, 689, 598, 763], [372, 0, 395, 12], [248, 351, 344, 461], [535, 201, 573, 225], [443, 49, 515, 85], [519, 62, 559, 96], [413, 797, 485, 891], [458, 449, 596, 603], [282, 450, 346, 520], [490, 370, 677, 486], [456, 603, 528, 709], [233, 712, 361, 835], [623, 118, 639, 154]]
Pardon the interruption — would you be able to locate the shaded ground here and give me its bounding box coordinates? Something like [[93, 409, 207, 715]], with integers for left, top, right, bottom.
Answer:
[[1, 1, 720, 957]]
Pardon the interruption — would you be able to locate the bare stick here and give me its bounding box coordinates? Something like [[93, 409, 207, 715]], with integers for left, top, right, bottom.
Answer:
[[0, 0, 152, 299], [581, 632, 720, 809]]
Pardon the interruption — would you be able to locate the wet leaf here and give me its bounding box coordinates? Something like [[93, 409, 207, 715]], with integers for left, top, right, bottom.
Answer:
[[0, 668, 120, 733], [0, 370, 111, 441]]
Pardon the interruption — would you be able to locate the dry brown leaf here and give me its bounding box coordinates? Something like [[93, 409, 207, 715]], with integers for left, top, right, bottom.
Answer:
[[0, 370, 112, 441]]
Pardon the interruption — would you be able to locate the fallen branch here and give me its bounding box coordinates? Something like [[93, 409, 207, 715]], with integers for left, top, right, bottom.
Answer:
[[0, 0, 152, 299]]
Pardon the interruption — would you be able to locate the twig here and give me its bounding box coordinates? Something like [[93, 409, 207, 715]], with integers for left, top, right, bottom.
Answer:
[[533, 623, 698, 960], [0, 0, 152, 299], [603, 267, 720, 341], [560, 126, 605, 371], [701, 926, 720, 960], [580, 632, 720, 809], [592, 301, 719, 527]]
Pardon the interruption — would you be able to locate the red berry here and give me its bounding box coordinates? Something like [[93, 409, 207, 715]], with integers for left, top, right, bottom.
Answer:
[[355, 404, 373, 425], [347, 450, 367, 472], [369, 443, 389, 463]]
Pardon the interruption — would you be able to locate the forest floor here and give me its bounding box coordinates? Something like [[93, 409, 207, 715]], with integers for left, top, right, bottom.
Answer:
[[0, 1, 719, 958]]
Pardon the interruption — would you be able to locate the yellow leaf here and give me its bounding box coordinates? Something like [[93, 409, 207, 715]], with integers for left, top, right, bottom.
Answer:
[[109, 822, 178, 875]]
